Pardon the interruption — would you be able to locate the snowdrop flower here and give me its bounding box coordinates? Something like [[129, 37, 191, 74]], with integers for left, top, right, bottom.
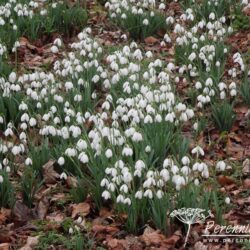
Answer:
[[102, 190, 111, 200], [105, 149, 113, 158], [51, 45, 59, 53], [0, 176, 3, 183], [60, 172, 67, 180], [225, 197, 230, 204], [216, 161, 226, 171], [135, 190, 143, 199], [25, 158, 32, 166], [78, 152, 89, 163], [9, 72, 17, 83], [181, 156, 190, 165], [57, 157, 65, 166], [144, 189, 153, 199], [191, 146, 205, 157], [143, 19, 149, 26]]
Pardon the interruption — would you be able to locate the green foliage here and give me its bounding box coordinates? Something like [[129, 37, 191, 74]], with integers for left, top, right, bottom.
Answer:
[[142, 121, 175, 167], [232, 7, 250, 30], [240, 73, 250, 107], [70, 178, 89, 203], [110, 8, 166, 40], [0, 2, 88, 50], [36, 231, 94, 250], [21, 168, 42, 208], [211, 102, 235, 132], [0, 170, 15, 208], [28, 141, 51, 175]]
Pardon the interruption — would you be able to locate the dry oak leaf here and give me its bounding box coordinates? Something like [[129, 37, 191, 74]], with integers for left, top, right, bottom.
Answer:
[[0, 243, 9, 250], [243, 179, 250, 188], [92, 225, 120, 234], [0, 209, 11, 225], [243, 158, 250, 175], [107, 238, 126, 250], [237, 197, 250, 206], [37, 197, 49, 219], [71, 202, 90, 218], [19, 236, 39, 250], [144, 36, 159, 44], [140, 230, 167, 247], [42, 160, 59, 184], [46, 212, 65, 223], [217, 175, 235, 186]]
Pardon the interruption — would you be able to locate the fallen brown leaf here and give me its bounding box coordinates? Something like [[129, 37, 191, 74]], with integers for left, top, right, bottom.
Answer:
[[92, 225, 120, 234], [217, 175, 235, 186], [140, 230, 167, 247], [37, 197, 49, 219], [243, 159, 250, 175], [71, 202, 90, 218], [12, 201, 35, 225], [144, 36, 159, 44], [42, 160, 59, 184], [19, 236, 39, 250], [46, 212, 65, 223], [0, 209, 11, 225], [0, 243, 9, 250]]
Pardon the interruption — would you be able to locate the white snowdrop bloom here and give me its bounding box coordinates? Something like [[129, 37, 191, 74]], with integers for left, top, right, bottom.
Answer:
[[166, 16, 174, 24], [216, 161, 226, 171], [57, 157, 65, 166], [105, 149, 113, 158], [143, 19, 149, 25], [160, 169, 170, 182], [54, 38, 62, 47], [145, 145, 151, 153], [108, 183, 115, 192], [194, 179, 200, 186], [124, 198, 131, 206], [120, 184, 128, 193], [102, 190, 111, 200], [225, 197, 230, 204], [209, 12, 215, 20], [117, 194, 125, 203], [29, 118, 37, 127], [122, 146, 133, 156], [51, 45, 59, 53], [0, 175, 3, 183], [181, 156, 190, 165], [230, 89, 237, 96], [25, 158, 32, 166], [69, 228, 74, 234], [0, 116, 3, 124], [6, 166, 11, 173], [65, 148, 77, 157], [156, 190, 164, 199], [77, 139, 87, 151], [135, 190, 143, 199], [4, 128, 13, 137], [65, 81, 73, 91], [193, 122, 198, 131], [144, 189, 153, 199], [191, 146, 205, 156], [132, 132, 143, 142], [76, 217, 83, 224], [78, 152, 89, 163], [60, 172, 67, 180], [195, 81, 202, 89], [101, 178, 109, 187], [188, 52, 196, 61], [9, 72, 17, 83]]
